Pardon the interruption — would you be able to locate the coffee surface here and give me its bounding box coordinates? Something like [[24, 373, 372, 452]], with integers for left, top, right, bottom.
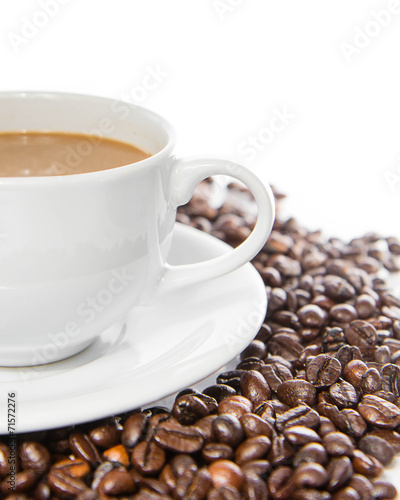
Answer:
[[0, 131, 150, 177]]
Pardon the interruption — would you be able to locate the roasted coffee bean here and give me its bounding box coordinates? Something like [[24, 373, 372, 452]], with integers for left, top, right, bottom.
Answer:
[[235, 436, 271, 465], [218, 396, 253, 419], [131, 441, 166, 475], [51, 457, 91, 479], [358, 394, 400, 428], [351, 449, 383, 478], [292, 462, 328, 489], [267, 465, 293, 498], [241, 460, 271, 479], [322, 432, 354, 457], [240, 370, 271, 404], [242, 473, 269, 500], [306, 354, 342, 387], [330, 303, 358, 323], [47, 469, 88, 497], [333, 409, 367, 438], [343, 360, 368, 388], [208, 460, 244, 490], [360, 368, 381, 393], [268, 436, 294, 466], [332, 486, 361, 500], [283, 426, 321, 446], [239, 413, 274, 439], [293, 443, 328, 467], [355, 294, 376, 319], [212, 415, 243, 448], [69, 432, 101, 467], [374, 345, 391, 364], [334, 345, 362, 369], [371, 479, 397, 499], [203, 384, 237, 402], [97, 469, 135, 496], [154, 421, 204, 453], [329, 380, 358, 408], [326, 456, 353, 492], [358, 434, 395, 466], [89, 420, 121, 449], [174, 467, 212, 500], [347, 474, 374, 500], [217, 371, 245, 392], [381, 363, 400, 396], [318, 416, 336, 436], [260, 363, 293, 392], [202, 443, 234, 463], [324, 276, 356, 302], [241, 340, 267, 360], [194, 415, 217, 442], [297, 304, 328, 328], [173, 394, 214, 425], [322, 326, 347, 353], [90, 461, 115, 491], [19, 441, 50, 476], [1, 470, 37, 495], [236, 356, 263, 372], [275, 404, 320, 431], [121, 412, 149, 449], [344, 320, 377, 351], [267, 333, 303, 362], [277, 379, 317, 407], [103, 444, 130, 467]]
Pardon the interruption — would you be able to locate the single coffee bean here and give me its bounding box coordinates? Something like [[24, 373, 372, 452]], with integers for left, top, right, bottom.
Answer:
[[121, 412, 149, 449], [241, 340, 267, 360], [329, 380, 358, 408], [358, 394, 400, 428], [292, 462, 328, 489], [293, 443, 328, 467], [235, 436, 271, 465], [306, 354, 342, 387], [69, 432, 101, 467], [374, 345, 391, 364], [277, 379, 317, 407], [276, 404, 320, 431], [332, 486, 361, 500], [260, 363, 293, 392], [203, 384, 237, 403], [319, 416, 337, 436], [217, 371, 245, 392], [240, 370, 271, 404], [267, 333, 303, 362], [241, 460, 271, 479], [131, 441, 166, 475], [297, 304, 328, 328], [51, 458, 91, 479], [97, 469, 135, 496], [208, 460, 244, 490], [355, 294, 376, 319], [283, 426, 321, 446], [330, 303, 358, 323], [173, 394, 212, 425], [381, 363, 400, 396], [360, 368, 381, 394], [89, 420, 121, 449], [333, 409, 367, 439], [194, 415, 217, 442], [90, 461, 115, 491], [218, 396, 253, 419], [138, 477, 170, 496], [347, 474, 374, 500], [358, 434, 395, 466], [322, 432, 354, 457], [236, 356, 264, 372], [371, 479, 397, 499], [154, 421, 204, 453], [267, 466, 293, 498], [351, 449, 383, 478], [366, 428, 400, 453], [212, 415, 243, 448], [326, 456, 353, 492], [239, 413, 274, 439], [103, 444, 130, 467], [344, 320, 377, 350], [242, 473, 269, 500], [47, 469, 88, 497], [202, 443, 234, 463], [322, 326, 347, 353], [343, 360, 368, 388], [19, 441, 50, 476], [334, 345, 362, 370]]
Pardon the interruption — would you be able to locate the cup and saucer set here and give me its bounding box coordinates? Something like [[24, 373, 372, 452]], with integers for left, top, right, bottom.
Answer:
[[0, 92, 275, 433]]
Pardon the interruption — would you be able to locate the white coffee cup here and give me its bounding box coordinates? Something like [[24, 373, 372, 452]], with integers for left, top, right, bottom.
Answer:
[[0, 91, 275, 367]]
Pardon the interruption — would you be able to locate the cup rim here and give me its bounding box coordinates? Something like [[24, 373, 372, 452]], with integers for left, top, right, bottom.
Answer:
[[0, 91, 176, 185]]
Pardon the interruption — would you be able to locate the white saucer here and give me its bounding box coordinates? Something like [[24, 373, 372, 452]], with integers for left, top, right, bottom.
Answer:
[[0, 223, 267, 434]]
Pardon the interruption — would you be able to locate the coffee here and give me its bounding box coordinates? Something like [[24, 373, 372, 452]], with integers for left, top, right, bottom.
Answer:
[[0, 131, 150, 177]]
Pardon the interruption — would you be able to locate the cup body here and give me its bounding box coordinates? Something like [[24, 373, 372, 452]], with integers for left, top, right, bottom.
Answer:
[[0, 92, 177, 366]]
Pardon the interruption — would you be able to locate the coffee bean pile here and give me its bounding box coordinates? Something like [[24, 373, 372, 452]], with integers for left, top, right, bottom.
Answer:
[[1, 183, 400, 499]]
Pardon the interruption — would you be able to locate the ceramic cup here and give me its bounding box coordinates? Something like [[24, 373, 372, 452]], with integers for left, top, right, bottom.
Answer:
[[0, 91, 275, 367]]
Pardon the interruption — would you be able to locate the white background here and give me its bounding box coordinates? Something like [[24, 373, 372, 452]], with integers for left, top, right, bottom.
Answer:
[[0, 0, 399, 240]]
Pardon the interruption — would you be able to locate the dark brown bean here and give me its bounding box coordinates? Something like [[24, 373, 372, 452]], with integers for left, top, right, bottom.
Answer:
[[351, 449, 383, 478], [173, 394, 213, 425], [371, 479, 397, 499], [19, 442, 50, 476], [322, 432, 354, 457], [326, 456, 353, 492], [329, 380, 358, 408], [208, 460, 244, 490], [175, 467, 212, 500], [89, 420, 121, 449], [69, 432, 101, 467], [333, 409, 367, 439], [97, 469, 135, 496], [358, 394, 400, 428], [235, 436, 271, 465], [293, 443, 328, 467], [344, 320, 377, 350], [239, 413, 274, 439], [306, 354, 342, 387], [203, 385, 237, 403], [260, 363, 293, 392], [218, 396, 252, 419], [358, 434, 395, 466], [292, 462, 328, 488], [283, 426, 321, 446], [154, 421, 204, 453], [276, 404, 320, 431], [131, 441, 166, 475], [47, 469, 88, 497], [202, 443, 234, 463], [212, 415, 243, 448], [277, 379, 317, 407], [240, 370, 271, 404]]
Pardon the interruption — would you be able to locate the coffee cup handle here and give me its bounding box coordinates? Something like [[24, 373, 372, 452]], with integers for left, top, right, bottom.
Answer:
[[161, 156, 275, 292]]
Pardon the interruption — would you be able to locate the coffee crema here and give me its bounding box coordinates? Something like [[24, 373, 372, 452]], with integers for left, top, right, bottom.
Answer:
[[0, 131, 150, 177]]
